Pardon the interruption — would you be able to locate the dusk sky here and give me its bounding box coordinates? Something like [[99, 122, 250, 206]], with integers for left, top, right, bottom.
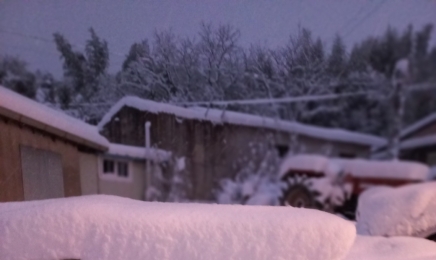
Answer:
[[1, 0, 435, 77]]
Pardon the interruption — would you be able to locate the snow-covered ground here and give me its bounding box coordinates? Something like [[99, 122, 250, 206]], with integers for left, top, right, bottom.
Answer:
[[1, 195, 435, 260], [0, 195, 355, 260], [356, 182, 436, 238], [345, 235, 436, 260]]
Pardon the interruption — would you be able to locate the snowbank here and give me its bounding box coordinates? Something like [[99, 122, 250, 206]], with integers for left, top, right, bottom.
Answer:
[[345, 235, 436, 260], [356, 182, 436, 238], [0, 195, 356, 260], [107, 143, 172, 162], [97, 96, 385, 147], [0, 86, 109, 150]]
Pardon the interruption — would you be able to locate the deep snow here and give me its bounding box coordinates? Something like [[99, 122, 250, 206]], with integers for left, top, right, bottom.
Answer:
[[356, 182, 436, 238], [345, 235, 436, 260], [0, 195, 356, 260]]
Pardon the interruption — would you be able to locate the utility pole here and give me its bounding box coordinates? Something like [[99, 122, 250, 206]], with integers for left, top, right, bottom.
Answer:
[[389, 58, 410, 160]]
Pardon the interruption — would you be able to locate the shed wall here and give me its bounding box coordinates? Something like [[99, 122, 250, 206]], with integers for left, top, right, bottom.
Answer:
[[100, 106, 371, 200], [0, 117, 81, 202], [79, 152, 99, 195]]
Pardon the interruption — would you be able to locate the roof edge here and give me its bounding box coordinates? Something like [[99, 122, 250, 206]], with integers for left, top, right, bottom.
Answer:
[[0, 106, 108, 152]]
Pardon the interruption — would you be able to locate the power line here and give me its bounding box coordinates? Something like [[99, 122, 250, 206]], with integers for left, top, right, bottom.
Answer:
[[0, 29, 126, 59], [173, 82, 436, 107], [342, 0, 387, 39], [174, 91, 369, 106]]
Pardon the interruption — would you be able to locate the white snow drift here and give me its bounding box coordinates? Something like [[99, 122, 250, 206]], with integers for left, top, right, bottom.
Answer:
[[356, 182, 436, 238], [0, 195, 356, 260], [345, 235, 436, 260]]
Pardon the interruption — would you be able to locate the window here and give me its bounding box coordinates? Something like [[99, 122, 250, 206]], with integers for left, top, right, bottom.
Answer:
[[117, 162, 129, 177], [339, 153, 356, 159], [103, 160, 115, 174], [100, 158, 130, 181]]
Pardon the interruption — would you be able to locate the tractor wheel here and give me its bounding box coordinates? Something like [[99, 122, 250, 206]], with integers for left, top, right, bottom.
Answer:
[[280, 175, 320, 209], [283, 184, 317, 208]]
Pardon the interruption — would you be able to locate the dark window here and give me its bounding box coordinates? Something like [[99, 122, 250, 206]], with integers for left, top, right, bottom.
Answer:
[[103, 160, 115, 173], [276, 145, 289, 157], [117, 162, 129, 177]]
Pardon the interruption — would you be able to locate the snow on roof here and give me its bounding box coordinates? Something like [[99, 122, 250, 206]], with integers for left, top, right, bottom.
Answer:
[[356, 182, 436, 239], [98, 96, 386, 147], [0, 86, 109, 151], [0, 195, 356, 260], [279, 154, 329, 177], [344, 235, 436, 260], [107, 143, 171, 162], [400, 134, 436, 150], [279, 154, 429, 180], [401, 112, 436, 138]]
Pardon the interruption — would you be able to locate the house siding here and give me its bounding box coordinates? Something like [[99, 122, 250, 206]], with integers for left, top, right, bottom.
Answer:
[[79, 152, 99, 195], [0, 116, 81, 202]]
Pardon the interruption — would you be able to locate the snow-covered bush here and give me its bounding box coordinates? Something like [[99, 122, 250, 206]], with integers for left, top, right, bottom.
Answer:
[[216, 137, 282, 205], [145, 157, 191, 202]]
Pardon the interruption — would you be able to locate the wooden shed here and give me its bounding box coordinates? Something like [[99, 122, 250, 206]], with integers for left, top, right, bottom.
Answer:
[[0, 86, 109, 202], [97, 96, 385, 201]]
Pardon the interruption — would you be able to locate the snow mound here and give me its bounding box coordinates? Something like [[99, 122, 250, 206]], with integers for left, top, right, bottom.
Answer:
[[345, 235, 436, 260], [356, 182, 436, 238], [0, 195, 356, 260]]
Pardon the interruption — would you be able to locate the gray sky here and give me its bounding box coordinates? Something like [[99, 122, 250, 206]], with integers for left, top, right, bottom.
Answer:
[[1, 0, 435, 78]]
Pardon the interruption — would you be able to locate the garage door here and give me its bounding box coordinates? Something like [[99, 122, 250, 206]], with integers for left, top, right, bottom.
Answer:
[[20, 146, 64, 200]]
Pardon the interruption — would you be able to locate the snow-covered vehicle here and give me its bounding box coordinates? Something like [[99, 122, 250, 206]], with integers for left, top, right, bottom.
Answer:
[[356, 182, 436, 241], [279, 154, 430, 219]]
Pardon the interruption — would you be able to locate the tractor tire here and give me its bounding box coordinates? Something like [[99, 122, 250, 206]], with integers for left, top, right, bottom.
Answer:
[[280, 175, 321, 209]]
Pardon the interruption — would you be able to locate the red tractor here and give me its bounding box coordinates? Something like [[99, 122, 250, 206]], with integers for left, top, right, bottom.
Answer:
[[279, 154, 430, 219]]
